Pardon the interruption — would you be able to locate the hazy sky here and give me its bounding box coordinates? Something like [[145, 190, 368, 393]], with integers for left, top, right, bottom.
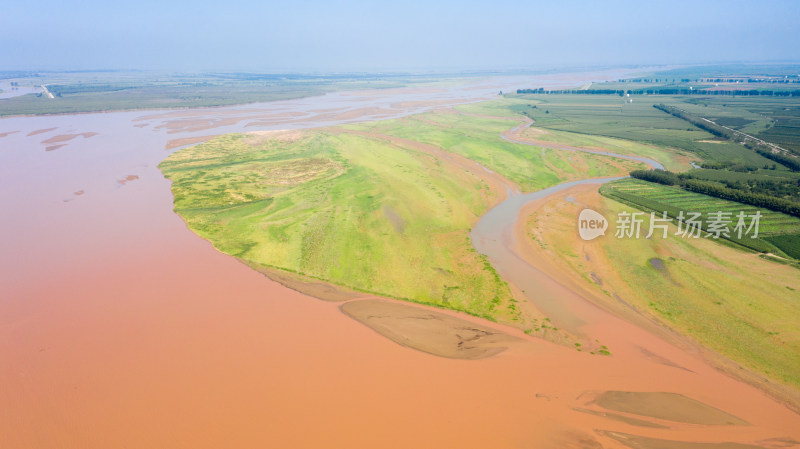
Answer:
[[3, 0, 799, 72]]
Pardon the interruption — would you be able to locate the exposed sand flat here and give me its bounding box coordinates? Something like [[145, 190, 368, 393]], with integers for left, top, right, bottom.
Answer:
[[133, 107, 296, 122], [117, 174, 139, 185], [572, 407, 669, 429], [41, 132, 98, 144], [27, 127, 56, 136], [45, 144, 66, 151], [308, 107, 348, 113], [243, 129, 305, 144], [148, 111, 312, 134], [164, 135, 216, 150], [341, 299, 518, 359], [341, 87, 448, 97], [0, 130, 20, 138], [304, 106, 399, 123], [155, 117, 247, 133], [601, 431, 764, 449], [243, 119, 303, 127], [390, 98, 470, 109], [585, 391, 749, 426], [249, 263, 365, 301]]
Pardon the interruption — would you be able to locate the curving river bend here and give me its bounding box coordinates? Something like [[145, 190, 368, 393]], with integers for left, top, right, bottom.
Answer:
[[472, 119, 663, 333]]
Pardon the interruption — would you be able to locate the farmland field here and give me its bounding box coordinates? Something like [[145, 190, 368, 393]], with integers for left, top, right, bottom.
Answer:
[[511, 93, 800, 165], [601, 178, 800, 259]]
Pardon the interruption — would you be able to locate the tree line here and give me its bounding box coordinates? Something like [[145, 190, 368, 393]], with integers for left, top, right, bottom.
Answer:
[[630, 169, 800, 217], [516, 88, 800, 97]]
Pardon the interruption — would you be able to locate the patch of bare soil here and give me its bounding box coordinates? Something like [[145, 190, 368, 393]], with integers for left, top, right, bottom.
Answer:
[[165, 135, 216, 150], [243, 129, 305, 145]]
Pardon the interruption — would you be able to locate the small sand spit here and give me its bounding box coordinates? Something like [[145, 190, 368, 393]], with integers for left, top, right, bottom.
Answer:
[[341, 299, 518, 359], [600, 431, 764, 449], [118, 175, 139, 185], [585, 390, 749, 426], [165, 135, 216, 150], [27, 127, 56, 136], [42, 132, 98, 144], [249, 264, 363, 301]]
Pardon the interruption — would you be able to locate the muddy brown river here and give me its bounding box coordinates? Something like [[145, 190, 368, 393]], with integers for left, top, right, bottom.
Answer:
[[2, 71, 799, 448]]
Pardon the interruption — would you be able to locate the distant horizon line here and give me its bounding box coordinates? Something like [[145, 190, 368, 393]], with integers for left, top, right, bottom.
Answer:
[[3, 61, 800, 77]]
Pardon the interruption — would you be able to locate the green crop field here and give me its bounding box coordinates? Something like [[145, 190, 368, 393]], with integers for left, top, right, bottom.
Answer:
[[675, 96, 800, 156], [601, 178, 800, 260], [450, 98, 696, 171], [511, 94, 780, 166]]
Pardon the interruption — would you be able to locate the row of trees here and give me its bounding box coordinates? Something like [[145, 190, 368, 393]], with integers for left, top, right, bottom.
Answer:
[[516, 88, 800, 97], [683, 179, 800, 217], [629, 169, 800, 217], [615, 77, 800, 84], [699, 161, 776, 171]]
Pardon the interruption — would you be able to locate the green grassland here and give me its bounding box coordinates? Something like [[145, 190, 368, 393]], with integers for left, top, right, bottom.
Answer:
[[587, 195, 800, 388], [343, 110, 644, 192], [161, 132, 515, 319], [452, 98, 696, 171], [520, 122, 695, 172], [452, 96, 538, 118], [601, 178, 800, 260], [159, 106, 642, 324], [161, 130, 521, 321]]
